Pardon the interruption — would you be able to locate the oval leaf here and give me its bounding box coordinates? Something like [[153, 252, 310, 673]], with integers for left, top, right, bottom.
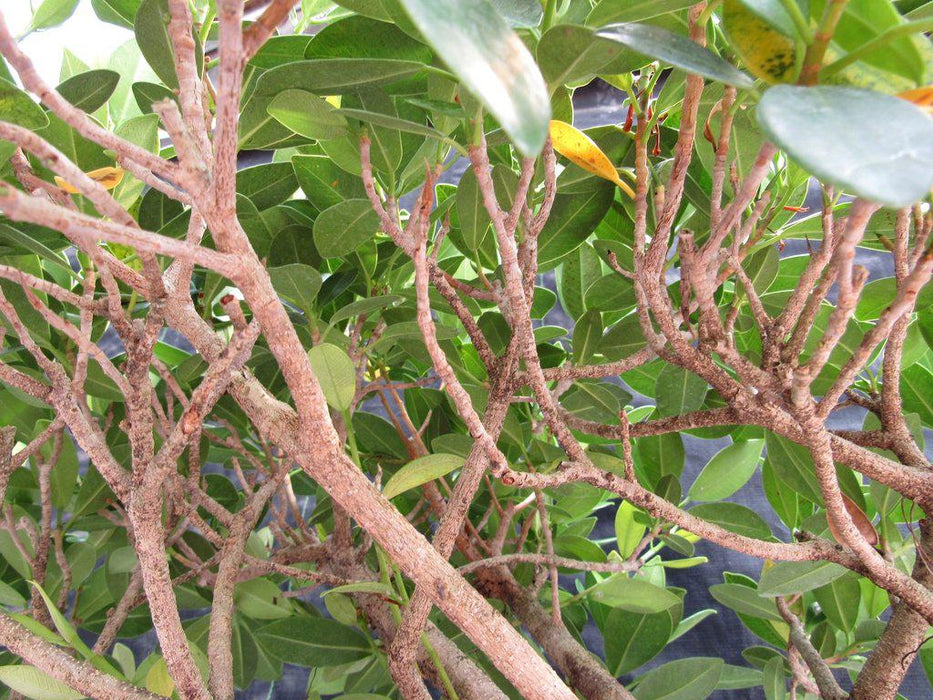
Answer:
[[313, 199, 380, 258], [307, 343, 356, 412], [383, 453, 466, 499], [596, 23, 755, 89], [689, 439, 764, 501], [549, 120, 635, 197], [757, 85, 933, 207], [396, 0, 551, 156]]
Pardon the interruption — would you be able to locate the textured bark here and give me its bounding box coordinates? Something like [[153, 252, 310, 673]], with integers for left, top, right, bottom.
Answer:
[[851, 521, 933, 700], [475, 566, 635, 700]]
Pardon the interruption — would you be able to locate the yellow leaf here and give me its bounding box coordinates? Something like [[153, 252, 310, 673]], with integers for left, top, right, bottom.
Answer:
[[722, 0, 798, 84], [324, 95, 341, 108], [899, 87, 933, 115], [54, 165, 124, 194], [548, 120, 635, 198]]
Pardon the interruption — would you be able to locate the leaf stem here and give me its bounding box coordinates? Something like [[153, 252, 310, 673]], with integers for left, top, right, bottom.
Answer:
[[778, 0, 814, 44], [800, 0, 850, 85]]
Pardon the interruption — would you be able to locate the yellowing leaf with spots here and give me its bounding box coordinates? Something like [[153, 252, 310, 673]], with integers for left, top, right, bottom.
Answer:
[[899, 87, 933, 115], [549, 120, 635, 198], [54, 166, 124, 194]]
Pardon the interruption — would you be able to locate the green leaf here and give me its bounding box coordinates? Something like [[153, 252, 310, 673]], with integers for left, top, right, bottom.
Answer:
[[689, 439, 764, 501], [601, 313, 648, 361], [0, 665, 83, 700], [615, 501, 647, 558], [633, 657, 724, 700], [764, 431, 822, 502], [323, 581, 399, 598], [758, 561, 848, 596], [537, 25, 628, 88], [762, 656, 787, 700], [307, 343, 357, 412], [267, 90, 349, 141], [313, 199, 381, 258], [538, 182, 616, 268], [573, 310, 603, 365], [292, 154, 366, 212], [255, 617, 371, 667], [0, 78, 49, 129], [269, 264, 323, 317], [815, 0, 925, 83], [709, 583, 783, 622], [28, 0, 80, 31], [604, 607, 674, 675], [688, 502, 772, 540], [596, 23, 755, 88], [588, 576, 681, 613], [395, 0, 551, 156], [56, 70, 121, 113], [813, 572, 860, 632], [135, 0, 203, 90], [456, 167, 490, 251], [91, 0, 142, 29], [235, 163, 299, 210], [254, 59, 426, 97], [235, 579, 293, 620], [132, 81, 177, 114], [757, 85, 933, 207], [655, 364, 708, 417], [587, 0, 697, 26], [383, 453, 466, 499], [339, 107, 463, 152]]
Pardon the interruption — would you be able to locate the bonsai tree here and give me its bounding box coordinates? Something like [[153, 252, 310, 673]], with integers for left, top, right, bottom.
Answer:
[[0, 0, 931, 698]]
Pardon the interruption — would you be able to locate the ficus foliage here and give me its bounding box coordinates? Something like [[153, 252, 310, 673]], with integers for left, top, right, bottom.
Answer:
[[0, 0, 930, 699]]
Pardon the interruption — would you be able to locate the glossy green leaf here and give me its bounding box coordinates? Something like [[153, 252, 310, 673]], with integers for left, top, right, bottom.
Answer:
[[537, 182, 616, 268], [587, 0, 696, 26], [573, 309, 603, 365], [588, 576, 681, 613], [688, 502, 772, 540], [56, 70, 120, 113], [91, 0, 141, 29], [0, 78, 49, 129], [537, 25, 628, 88], [313, 199, 381, 258], [235, 163, 299, 210], [762, 657, 787, 700], [604, 607, 674, 675], [709, 583, 784, 622], [135, 0, 203, 90], [655, 364, 708, 417], [307, 343, 357, 412], [269, 264, 323, 317], [813, 572, 861, 632], [764, 431, 822, 502], [596, 23, 755, 88], [255, 617, 371, 666], [132, 81, 177, 114], [28, 0, 80, 31], [758, 560, 848, 596], [0, 665, 83, 700], [267, 90, 349, 141], [395, 0, 551, 155], [633, 657, 724, 700], [256, 59, 426, 97], [757, 86, 933, 207], [383, 453, 466, 499], [615, 501, 648, 558], [689, 439, 764, 501]]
